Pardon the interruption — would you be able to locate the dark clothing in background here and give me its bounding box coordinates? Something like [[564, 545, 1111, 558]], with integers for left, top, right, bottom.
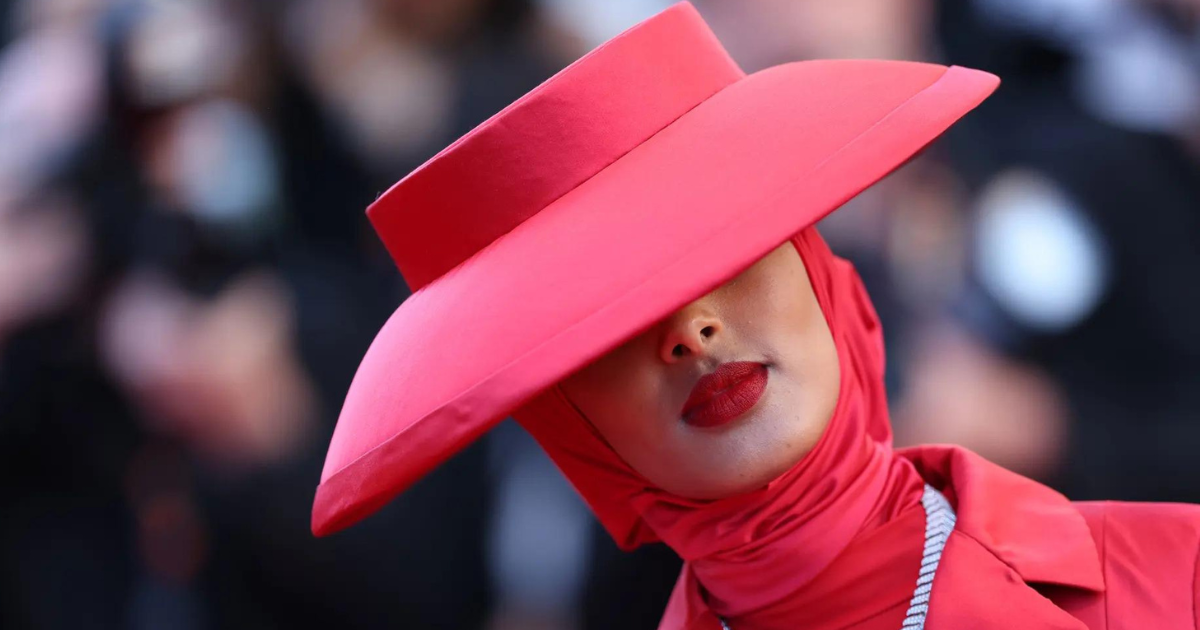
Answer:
[[0, 26, 558, 629], [0, 315, 140, 629], [937, 0, 1200, 504]]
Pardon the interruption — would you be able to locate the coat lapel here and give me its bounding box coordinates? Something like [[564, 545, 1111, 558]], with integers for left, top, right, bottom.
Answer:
[[898, 445, 1104, 593]]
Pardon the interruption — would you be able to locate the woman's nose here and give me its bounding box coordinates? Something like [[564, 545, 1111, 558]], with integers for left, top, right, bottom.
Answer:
[[659, 304, 724, 364]]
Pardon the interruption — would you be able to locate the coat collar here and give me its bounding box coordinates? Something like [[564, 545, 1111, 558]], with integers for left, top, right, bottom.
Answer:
[[896, 444, 1104, 593], [657, 445, 1104, 629]]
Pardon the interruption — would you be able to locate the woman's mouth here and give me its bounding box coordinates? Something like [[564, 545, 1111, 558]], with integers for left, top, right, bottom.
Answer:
[[681, 361, 769, 428]]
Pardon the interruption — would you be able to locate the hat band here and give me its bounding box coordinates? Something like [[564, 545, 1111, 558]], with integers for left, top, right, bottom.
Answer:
[[366, 2, 745, 290]]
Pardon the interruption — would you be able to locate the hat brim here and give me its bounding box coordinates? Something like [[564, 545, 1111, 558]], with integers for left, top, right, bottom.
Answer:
[[313, 60, 998, 536]]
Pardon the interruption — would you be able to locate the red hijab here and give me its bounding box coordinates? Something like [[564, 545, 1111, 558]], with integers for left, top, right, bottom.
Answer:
[[512, 227, 927, 626]]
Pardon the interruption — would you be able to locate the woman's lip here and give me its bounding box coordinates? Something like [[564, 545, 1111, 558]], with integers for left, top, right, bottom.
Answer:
[[681, 362, 769, 428]]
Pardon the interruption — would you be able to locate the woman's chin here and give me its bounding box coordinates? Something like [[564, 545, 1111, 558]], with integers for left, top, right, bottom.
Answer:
[[666, 452, 798, 500]]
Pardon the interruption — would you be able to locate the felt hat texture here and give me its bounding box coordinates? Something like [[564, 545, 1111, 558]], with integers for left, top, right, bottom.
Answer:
[[312, 0, 999, 536]]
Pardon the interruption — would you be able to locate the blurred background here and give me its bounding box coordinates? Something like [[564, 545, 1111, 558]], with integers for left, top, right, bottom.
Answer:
[[0, 0, 1197, 628]]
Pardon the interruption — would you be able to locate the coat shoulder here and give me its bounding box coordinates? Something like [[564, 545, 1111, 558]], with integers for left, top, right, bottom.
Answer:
[[1073, 499, 1200, 553], [1072, 500, 1200, 629]]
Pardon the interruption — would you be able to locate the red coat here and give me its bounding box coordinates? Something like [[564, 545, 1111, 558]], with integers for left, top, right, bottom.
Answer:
[[662, 445, 1200, 629]]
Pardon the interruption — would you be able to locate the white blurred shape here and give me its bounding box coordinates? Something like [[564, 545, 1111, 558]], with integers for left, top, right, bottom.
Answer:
[[975, 170, 1109, 333], [167, 99, 280, 229], [125, 1, 244, 106], [0, 26, 103, 205], [537, 0, 674, 48], [976, 0, 1200, 136], [975, 0, 1119, 40], [100, 271, 193, 390], [283, 0, 455, 164], [0, 198, 90, 334], [13, 0, 111, 30], [1076, 24, 1200, 134]]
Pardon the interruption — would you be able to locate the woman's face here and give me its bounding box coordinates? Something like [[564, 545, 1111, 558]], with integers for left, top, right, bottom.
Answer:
[[559, 240, 840, 500]]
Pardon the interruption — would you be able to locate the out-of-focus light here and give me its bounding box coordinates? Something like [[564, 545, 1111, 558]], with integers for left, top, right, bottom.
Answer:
[[125, 2, 244, 106], [166, 99, 280, 233], [0, 27, 102, 204], [537, 0, 674, 49], [975, 169, 1110, 333]]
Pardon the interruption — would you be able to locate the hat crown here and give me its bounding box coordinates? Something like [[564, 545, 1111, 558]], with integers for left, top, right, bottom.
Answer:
[[366, 1, 744, 291]]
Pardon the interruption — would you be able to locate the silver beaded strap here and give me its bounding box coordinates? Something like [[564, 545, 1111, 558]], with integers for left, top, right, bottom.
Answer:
[[901, 484, 955, 628], [718, 484, 956, 630]]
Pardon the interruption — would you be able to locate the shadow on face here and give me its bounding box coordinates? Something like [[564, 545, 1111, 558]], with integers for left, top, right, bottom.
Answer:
[[559, 239, 840, 499]]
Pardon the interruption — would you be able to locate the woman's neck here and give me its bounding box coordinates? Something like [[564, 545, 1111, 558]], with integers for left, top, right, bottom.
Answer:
[[663, 443, 927, 619]]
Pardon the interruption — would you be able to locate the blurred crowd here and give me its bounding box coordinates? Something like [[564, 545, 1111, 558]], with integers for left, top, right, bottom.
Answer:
[[0, 0, 1197, 629]]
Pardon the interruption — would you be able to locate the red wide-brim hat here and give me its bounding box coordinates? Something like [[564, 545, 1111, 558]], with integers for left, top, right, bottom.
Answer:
[[312, 1, 998, 536]]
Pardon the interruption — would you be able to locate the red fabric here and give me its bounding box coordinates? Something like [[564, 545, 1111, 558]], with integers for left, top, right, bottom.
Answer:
[[656, 506, 928, 630], [661, 443, 1200, 629], [514, 228, 927, 627], [311, 0, 1000, 536], [1055, 501, 1200, 629], [911, 446, 1200, 630], [904, 446, 1104, 630], [517, 229, 1200, 628]]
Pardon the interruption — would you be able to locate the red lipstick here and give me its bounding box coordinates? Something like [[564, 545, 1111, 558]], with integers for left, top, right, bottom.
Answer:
[[681, 361, 769, 428]]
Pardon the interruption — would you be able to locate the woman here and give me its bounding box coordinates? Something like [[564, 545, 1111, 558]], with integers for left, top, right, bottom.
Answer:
[[311, 2, 1200, 627]]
